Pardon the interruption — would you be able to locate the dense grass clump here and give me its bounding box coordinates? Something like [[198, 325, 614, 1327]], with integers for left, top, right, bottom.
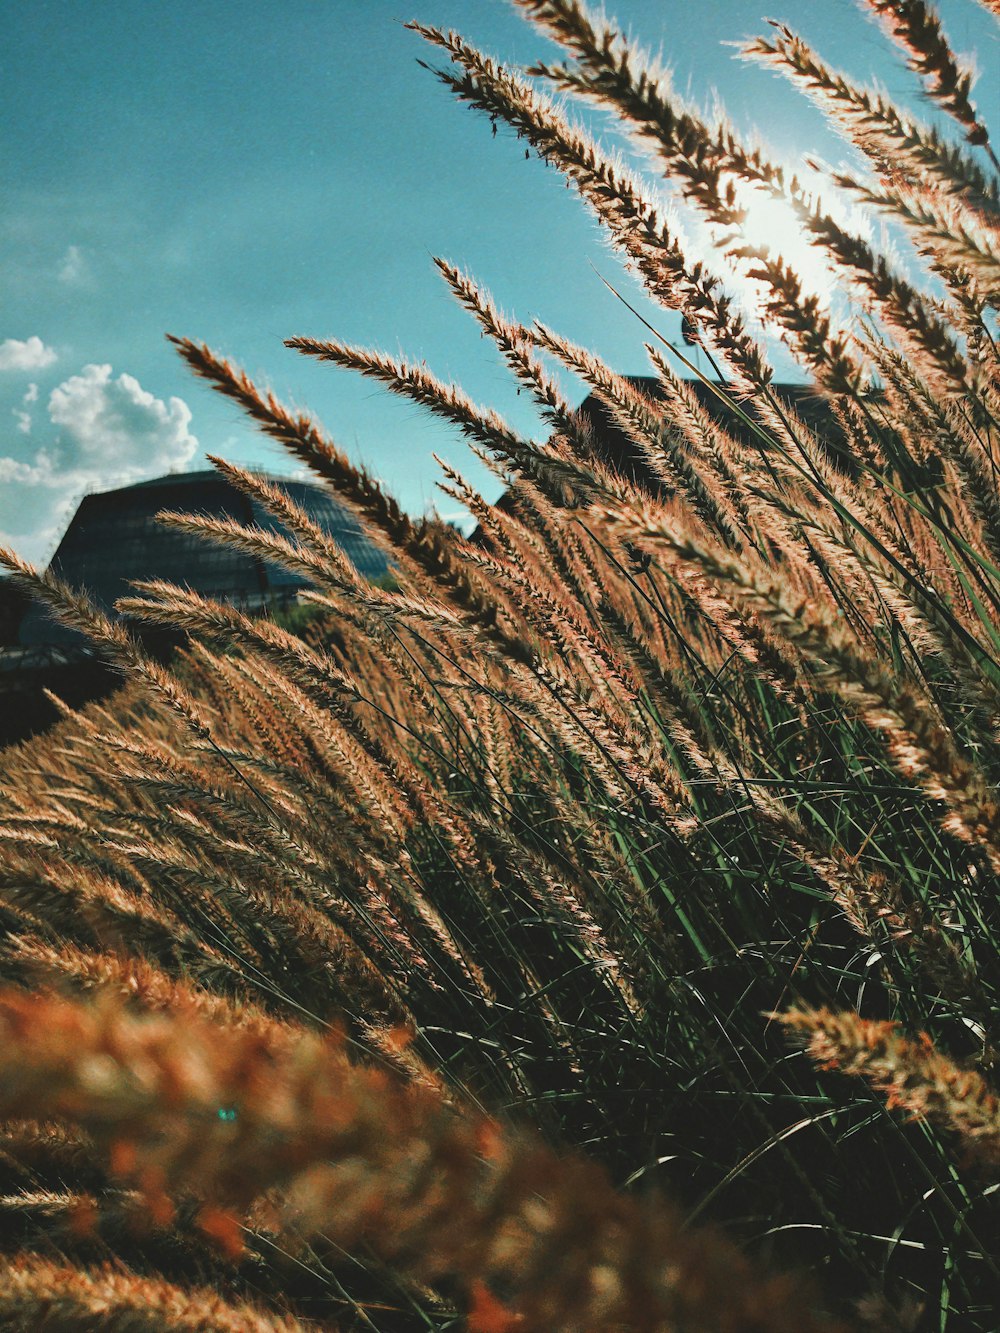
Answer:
[[2, 1, 1000, 1327]]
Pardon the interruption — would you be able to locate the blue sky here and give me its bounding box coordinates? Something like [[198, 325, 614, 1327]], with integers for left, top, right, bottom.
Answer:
[[2, 0, 997, 564]]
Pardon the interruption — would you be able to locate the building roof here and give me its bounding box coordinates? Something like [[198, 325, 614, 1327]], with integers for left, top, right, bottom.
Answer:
[[19, 468, 389, 646]]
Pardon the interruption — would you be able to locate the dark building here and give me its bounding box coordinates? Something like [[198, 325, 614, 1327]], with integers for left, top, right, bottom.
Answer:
[[19, 469, 389, 647], [2, 469, 389, 747], [0, 579, 31, 649], [3, 383, 837, 747]]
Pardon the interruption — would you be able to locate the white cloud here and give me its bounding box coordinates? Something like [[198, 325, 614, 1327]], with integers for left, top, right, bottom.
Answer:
[[48, 363, 198, 481], [0, 364, 199, 567], [0, 336, 57, 372], [12, 384, 39, 435], [58, 244, 87, 285], [0, 449, 59, 487]]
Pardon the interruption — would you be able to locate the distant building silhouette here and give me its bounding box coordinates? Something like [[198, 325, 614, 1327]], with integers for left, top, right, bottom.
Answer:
[[3, 383, 840, 746], [18, 469, 389, 647], [2, 468, 389, 746]]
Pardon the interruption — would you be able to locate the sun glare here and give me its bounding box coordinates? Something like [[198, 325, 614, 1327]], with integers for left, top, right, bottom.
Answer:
[[723, 178, 837, 314]]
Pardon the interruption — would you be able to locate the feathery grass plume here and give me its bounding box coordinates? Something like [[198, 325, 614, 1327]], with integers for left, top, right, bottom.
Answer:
[[156, 508, 348, 598], [115, 578, 459, 825], [732, 249, 867, 396], [432, 258, 592, 445], [0, 549, 212, 743], [824, 168, 1000, 301], [779, 1006, 1000, 1167], [206, 454, 363, 583], [0, 986, 847, 1332], [530, 318, 750, 541], [0, 1121, 99, 1196], [0, 1254, 313, 1333], [518, 0, 988, 399], [860, 0, 998, 162], [793, 206, 978, 396], [514, 0, 748, 222], [743, 21, 1000, 207], [409, 21, 774, 393], [618, 510, 1000, 874], [642, 344, 755, 524], [169, 335, 534, 664], [3, 939, 308, 1042], [6, 2, 1000, 1324], [286, 335, 599, 509]]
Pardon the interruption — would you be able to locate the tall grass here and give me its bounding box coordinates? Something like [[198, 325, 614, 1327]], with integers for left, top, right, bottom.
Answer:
[[2, 1, 1000, 1327]]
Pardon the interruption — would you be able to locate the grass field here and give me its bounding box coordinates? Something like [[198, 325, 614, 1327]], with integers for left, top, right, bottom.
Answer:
[[2, 1, 1000, 1328]]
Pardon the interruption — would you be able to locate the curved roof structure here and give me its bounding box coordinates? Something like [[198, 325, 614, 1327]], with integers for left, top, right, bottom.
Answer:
[[19, 469, 389, 646]]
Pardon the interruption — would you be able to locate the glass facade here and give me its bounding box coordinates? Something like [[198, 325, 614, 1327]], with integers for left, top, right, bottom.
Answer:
[[19, 470, 389, 646]]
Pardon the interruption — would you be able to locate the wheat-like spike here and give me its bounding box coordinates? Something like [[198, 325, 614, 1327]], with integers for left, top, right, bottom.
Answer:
[[860, 0, 997, 163], [824, 168, 1000, 301], [642, 344, 759, 533], [0, 1253, 313, 1332], [0, 548, 215, 743], [206, 453, 361, 580], [552, 5, 982, 399], [117, 580, 361, 696], [115, 580, 471, 840], [779, 1006, 1000, 1166], [5, 938, 292, 1035], [168, 334, 411, 554], [615, 509, 1000, 877], [409, 21, 775, 392], [171, 336, 533, 663], [516, 0, 988, 401], [155, 509, 345, 596], [534, 317, 758, 544], [0, 1121, 98, 1193], [225, 657, 492, 1008], [0, 834, 210, 974], [861, 336, 1000, 594], [518, 0, 751, 223], [159, 511, 460, 646], [0, 988, 845, 1332], [432, 259, 651, 518], [796, 203, 981, 396], [433, 257, 588, 436], [743, 23, 1000, 207], [286, 334, 602, 508], [734, 247, 869, 396]]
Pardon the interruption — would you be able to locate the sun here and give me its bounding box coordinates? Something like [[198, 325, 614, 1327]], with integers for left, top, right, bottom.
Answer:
[[721, 177, 838, 316]]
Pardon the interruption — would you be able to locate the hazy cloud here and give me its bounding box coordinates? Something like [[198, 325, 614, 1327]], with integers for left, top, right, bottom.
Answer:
[[12, 383, 38, 435], [0, 336, 57, 372], [57, 244, 88, 285], [0, 450, 57, 486]]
